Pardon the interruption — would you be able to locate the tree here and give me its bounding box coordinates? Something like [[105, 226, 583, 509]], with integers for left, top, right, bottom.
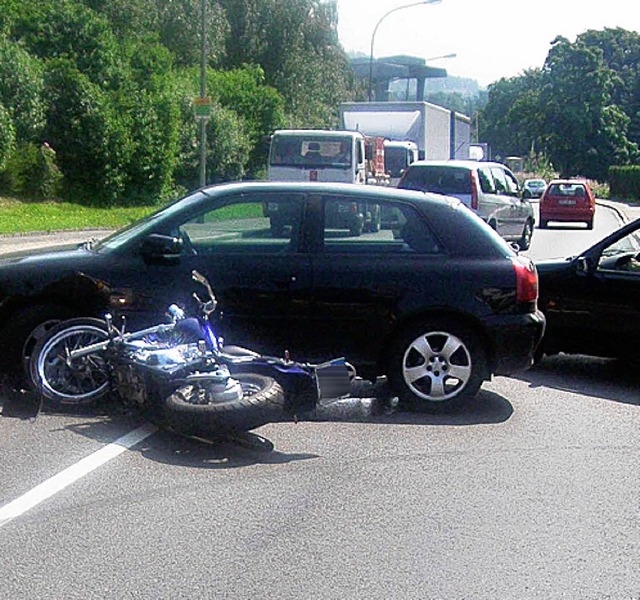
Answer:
[[540, 36, 636, 180], [480, 69, 544, 160], [219, 0, 354, 126], [0, 102, 16, 172], [43, 59, 130, 204], [10, 0, 125, 89], [0, 38, 46, 141]]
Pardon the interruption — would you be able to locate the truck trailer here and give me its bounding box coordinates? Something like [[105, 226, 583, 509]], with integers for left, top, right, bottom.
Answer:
[[339, 101, 471, 162]]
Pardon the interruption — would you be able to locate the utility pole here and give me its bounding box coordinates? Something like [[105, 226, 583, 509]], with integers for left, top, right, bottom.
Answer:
[[198, 0, 208, 188]]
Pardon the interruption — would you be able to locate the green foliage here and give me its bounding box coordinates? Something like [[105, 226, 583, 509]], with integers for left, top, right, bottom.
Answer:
[[480, 32, 640, 182], [43, 59, 130, 205], [0, 141, 62, 198], [219, 0, 353, 127], [480, 69, 545, 159], [0, 102, 15, 172], [173, 101, 252, 189], [0, 0, 350, 206], [609, 165, 640, 200], [11, 0, 126, 89], [207, 65, 285, 175], [0, 38, 46, 141]]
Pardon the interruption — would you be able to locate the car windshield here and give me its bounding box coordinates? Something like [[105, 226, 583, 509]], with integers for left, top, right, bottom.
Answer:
[[94, 190, 212, 251], [401, 166, 471, 195], [601, 229, 640, 256], [547, 183, 586, 196]]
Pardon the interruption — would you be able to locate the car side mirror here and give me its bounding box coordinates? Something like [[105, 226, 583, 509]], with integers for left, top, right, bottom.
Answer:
[[575, 256, 591, 274], [140, 233, 183, 262]]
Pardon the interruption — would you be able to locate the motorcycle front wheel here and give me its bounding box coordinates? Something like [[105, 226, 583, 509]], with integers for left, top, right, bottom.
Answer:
[[163, 373, 285, 435], [29, 318, 110, 405]]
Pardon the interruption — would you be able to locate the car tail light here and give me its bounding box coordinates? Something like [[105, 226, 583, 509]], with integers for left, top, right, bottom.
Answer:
[[470, 171, 479, 210], [512, 255, 538, 304]]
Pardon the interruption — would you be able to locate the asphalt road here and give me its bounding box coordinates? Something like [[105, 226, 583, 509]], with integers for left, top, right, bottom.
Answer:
[[0, 201, 638, 599]]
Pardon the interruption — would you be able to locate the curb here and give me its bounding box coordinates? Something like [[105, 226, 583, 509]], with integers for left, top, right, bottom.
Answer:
[[596, 199, 640, 224]]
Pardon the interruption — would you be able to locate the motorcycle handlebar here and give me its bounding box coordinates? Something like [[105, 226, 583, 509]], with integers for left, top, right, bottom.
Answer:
[[69, 322, 177, 359]]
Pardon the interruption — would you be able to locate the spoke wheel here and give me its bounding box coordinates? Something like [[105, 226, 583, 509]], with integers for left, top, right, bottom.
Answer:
[[31, 318, 110, 405]]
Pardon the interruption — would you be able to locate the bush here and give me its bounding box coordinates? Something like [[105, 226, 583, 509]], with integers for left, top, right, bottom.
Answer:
[[43, 60, 130, 206], [0, 141, 63, 198], [609, 165, 640, 200], [0, 102, 16, 172]]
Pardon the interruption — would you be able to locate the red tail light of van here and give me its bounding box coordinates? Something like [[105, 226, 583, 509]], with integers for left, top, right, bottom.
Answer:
[[470, 171, 479, 210]]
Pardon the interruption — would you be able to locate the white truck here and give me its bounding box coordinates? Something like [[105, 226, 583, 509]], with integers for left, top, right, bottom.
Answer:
[[267, 129, 368, 184], [339, 101, 471, 163], [383, 140, 419, 187], [265, 129, 386, 234]]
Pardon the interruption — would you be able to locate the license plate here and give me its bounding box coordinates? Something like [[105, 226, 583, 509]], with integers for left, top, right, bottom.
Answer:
[[558, 199, 576, 205]]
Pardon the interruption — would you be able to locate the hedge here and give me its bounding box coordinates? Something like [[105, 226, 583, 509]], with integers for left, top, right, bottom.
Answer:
[[609, 165, 640, 200]]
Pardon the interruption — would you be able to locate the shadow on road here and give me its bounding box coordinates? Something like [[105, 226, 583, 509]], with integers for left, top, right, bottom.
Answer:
[[1, 377, 514, 469], [516, 354, 640, 406]]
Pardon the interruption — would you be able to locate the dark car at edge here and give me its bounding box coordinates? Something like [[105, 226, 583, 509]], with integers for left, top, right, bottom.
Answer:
[[0, 181, 544, 412], [536, 217, 640, 359]]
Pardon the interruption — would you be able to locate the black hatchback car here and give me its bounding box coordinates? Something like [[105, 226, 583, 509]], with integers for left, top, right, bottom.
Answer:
[[536, 217, 640, 360], [0, 182, 544, 411]]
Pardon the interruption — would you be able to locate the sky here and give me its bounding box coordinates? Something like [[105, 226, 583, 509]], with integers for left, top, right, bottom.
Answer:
[[336, 0, 640, 88]]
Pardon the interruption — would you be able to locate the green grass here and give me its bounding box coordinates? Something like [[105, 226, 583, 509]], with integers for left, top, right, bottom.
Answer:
[[0, 196, 157, 235]]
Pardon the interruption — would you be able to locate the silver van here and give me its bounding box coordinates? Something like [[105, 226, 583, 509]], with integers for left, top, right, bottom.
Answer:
[[398, 160, 535, 250]]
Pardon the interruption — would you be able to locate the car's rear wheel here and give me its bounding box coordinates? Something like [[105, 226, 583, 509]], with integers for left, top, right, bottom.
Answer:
[[586, 219, 594, 230], [539, 220, 548, 229], [387, 317, 487, 413]]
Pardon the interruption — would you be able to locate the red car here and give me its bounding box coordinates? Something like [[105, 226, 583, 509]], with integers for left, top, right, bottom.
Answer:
[[539, 179, 596, 229]]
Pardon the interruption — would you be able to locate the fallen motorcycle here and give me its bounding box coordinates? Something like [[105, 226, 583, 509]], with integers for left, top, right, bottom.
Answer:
[[28, 270, 355, 438]]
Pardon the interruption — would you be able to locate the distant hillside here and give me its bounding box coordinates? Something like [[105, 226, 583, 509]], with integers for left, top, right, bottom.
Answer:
[[425, 75, 484, 96]]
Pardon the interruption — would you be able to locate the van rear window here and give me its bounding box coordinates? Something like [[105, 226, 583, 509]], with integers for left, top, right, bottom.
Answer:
[[400, 166, 471, 195]]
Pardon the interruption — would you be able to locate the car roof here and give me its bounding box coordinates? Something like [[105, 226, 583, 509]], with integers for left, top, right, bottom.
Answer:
[[547, 179, 588, 185], [406, 159, 510, 170], [200, 180, 460, 207]]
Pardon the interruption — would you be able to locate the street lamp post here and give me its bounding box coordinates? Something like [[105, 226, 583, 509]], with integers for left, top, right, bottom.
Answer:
[[368, 0, 443, 102], [199, 0, 207, 188]]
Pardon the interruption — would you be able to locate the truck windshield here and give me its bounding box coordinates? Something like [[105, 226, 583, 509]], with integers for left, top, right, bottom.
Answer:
[[270, 135, 352, 169], [384, 147, 410, 177]]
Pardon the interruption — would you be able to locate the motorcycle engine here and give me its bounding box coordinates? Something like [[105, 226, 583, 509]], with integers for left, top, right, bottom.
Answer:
[[112, 364, 149, 407]]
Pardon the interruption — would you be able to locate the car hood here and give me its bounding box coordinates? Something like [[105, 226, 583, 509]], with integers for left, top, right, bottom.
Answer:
[[0, 243, 92, 265]]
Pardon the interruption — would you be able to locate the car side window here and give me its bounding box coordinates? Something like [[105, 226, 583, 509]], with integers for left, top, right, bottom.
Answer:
[[478, 168, 496, 193], [490, 167, 509, 194], [597, 230, 640, 273], [178, 193, 304, 255], [321, 196, 440, 255], [503, 170, 520, 195]]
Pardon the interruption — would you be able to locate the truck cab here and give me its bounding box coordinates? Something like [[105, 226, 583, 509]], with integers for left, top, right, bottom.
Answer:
[[268, 130, 367, 184], [383, 140, 419, 186]]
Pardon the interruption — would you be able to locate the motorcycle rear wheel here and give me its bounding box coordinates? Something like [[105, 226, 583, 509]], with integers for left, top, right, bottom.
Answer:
[[163, 373, 285, 434], [29, 318, 110, 405]]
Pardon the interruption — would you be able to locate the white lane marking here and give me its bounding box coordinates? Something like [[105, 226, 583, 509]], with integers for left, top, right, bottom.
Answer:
[[0, 422, 158, 528]]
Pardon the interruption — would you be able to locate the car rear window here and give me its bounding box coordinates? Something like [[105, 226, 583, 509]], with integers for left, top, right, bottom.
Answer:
[[400, 166, 471, 195], [547, 183, 586, 197]]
